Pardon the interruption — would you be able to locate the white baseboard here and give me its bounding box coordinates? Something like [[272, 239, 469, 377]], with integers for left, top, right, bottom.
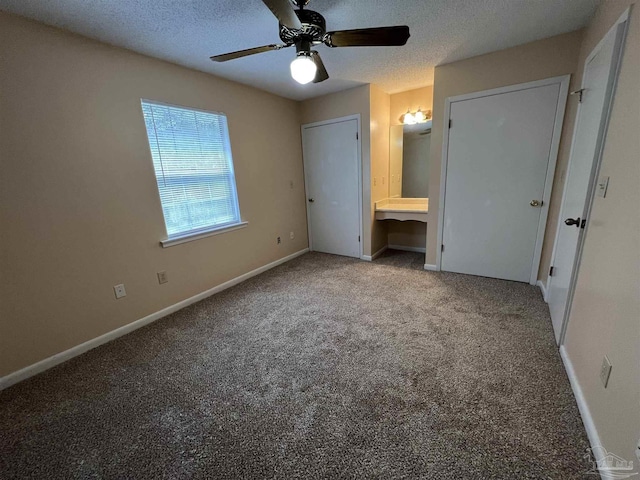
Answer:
[[0, 248, 310, 391], [560, 346, 607, 480], [537, 280, 548, 302], [361, 245, 387, 262], [424, 264, 438, 271], [388, 244, 426, 253]]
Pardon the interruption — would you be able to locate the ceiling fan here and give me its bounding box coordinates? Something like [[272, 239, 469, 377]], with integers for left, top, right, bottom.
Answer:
[[210, 0, 410, 85]]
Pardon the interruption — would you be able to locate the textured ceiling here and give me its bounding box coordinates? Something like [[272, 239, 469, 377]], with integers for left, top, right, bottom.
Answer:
[[0, 0, 598, 100]]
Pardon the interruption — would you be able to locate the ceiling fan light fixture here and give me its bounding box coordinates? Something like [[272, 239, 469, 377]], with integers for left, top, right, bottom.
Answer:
[[290, 53, 317, 84], [414, 108, 426, 123], [210, 1, 411, 86]]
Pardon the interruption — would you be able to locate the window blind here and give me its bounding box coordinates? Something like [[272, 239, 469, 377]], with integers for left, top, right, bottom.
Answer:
[[141, 100, 241, 238]]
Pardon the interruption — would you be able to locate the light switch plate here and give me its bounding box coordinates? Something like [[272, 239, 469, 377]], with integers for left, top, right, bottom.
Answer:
[[157, 271, 168, 284], [600, 355, 612, 388], [596, 176, 610, 198]]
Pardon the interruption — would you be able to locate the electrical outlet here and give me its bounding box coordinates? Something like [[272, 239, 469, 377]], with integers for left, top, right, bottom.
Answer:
[[600, 356, 612, 388], [373, 177, 377, 186], [113, 284, 126, 299], [277, 236, 281, 244], [157, 271, 168, 284], [290, 231, 295, 240]]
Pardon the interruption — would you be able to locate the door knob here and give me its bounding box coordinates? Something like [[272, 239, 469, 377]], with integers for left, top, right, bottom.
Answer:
[[530, 200, 542, 207], [308, 198, 314, 203], [564, 217, 581, 227]]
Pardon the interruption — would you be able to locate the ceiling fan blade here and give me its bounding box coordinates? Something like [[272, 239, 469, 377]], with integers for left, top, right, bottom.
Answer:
[[325, 26, 410, 47], [261, 0, 302, 30], [210, 44, 287, 62], [310, 51, 329, 83]]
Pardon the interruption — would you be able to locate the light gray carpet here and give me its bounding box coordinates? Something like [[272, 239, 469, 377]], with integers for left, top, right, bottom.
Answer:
[[0, 251, 591, 479]]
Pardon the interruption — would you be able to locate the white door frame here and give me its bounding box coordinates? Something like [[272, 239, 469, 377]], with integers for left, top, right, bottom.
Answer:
[[436, 75, 571, 285], [301, 114, 363, 259], [548, 8, 630, 345]]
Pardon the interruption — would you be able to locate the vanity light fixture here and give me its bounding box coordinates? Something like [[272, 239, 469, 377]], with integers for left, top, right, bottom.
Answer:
[[402, 109, 416, 125], [401, 107, 432, 125]]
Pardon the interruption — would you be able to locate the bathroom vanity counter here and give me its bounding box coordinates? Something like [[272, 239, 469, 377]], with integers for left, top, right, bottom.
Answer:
[[375, 198, 428, 222]]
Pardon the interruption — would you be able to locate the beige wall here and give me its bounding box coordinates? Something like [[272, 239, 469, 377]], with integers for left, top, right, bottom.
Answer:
[[369, 85, 391, 254], [563, 0, 639, 464], [427, 30, 584, 271], [0, 13, 308, 376], [389, 125, 404, 198], [386, 86, 433, 250], [299, 85, 373, 256]]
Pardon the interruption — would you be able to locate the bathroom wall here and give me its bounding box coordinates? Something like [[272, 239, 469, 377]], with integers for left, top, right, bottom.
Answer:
[[369, 85, 391, 256], [386, 86, 433, 251], [389, 125, 404, 198]]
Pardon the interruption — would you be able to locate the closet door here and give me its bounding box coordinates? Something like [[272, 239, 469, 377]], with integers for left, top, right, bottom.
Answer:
[[441, 81, 563, 282], [302, 118, 361, 258]]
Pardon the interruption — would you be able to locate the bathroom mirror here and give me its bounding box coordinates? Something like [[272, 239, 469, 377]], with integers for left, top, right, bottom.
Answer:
[[389, 121, 431, 198]]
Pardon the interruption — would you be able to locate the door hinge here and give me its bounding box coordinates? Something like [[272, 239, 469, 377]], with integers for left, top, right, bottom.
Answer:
[[448, 119, 452, 129], [549, 266, 555, 276], [356, 132, 359, 140], [441, 244, 445, 252], [570, 88, 585, 103], [358, 235, 361, 242]]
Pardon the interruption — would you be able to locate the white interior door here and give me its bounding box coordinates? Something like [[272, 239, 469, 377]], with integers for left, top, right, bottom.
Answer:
[[441, 83, 562, 283], [548, 20, 628, 344], [302, 118, 360, 258]]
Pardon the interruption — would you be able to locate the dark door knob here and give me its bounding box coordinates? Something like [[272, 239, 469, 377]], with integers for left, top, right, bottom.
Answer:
[[564, 217, 581, 227], [308, 198, 314, 203]]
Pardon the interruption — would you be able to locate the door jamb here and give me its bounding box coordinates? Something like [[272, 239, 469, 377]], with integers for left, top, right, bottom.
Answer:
[[436, 75, 571, 285], [549, 8, 630, 345], [301, 114, 363, 259]]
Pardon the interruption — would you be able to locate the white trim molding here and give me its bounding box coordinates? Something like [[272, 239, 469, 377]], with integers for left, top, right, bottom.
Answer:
[[536, 280, 548, 302], [0, 248, 309, 391], [388, 244, 426, 253], [560, 346, 609, 480], [424, 264, 438, 271], [161, 221, 248, 247], [436, 75, 570, 285], [361, 245, 387, 261]]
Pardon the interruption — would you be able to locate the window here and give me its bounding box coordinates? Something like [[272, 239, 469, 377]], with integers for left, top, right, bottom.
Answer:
[[141, 100, 243, 245]]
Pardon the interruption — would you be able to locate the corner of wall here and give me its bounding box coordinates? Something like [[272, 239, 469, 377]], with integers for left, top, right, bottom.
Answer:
[[368, 84, 391, 254]]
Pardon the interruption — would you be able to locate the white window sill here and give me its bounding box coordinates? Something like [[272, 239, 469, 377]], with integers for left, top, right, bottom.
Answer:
[[160, 221, 248, 248]]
